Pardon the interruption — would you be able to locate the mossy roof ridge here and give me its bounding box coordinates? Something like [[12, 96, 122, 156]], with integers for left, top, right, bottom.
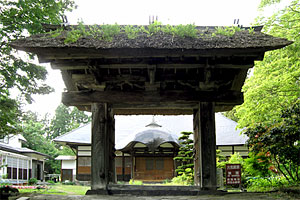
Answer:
[[11, 25, 292, 51]]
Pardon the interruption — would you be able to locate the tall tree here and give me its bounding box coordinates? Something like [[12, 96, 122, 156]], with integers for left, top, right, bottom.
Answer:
[[0, 0, 76, 137], [235, 0, 300, 128], [21, 111, 61, 174], [48, 104, 91, 139]]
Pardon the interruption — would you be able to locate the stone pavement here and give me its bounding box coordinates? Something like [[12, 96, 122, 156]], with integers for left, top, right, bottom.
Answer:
[[16, 192, 299, 200]]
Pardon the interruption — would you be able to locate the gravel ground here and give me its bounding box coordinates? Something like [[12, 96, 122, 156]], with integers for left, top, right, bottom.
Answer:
[[15, 192, 299, 200]]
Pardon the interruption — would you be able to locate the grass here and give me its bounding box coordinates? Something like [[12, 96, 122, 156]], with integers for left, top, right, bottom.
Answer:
[[18, 183, 90, 195]]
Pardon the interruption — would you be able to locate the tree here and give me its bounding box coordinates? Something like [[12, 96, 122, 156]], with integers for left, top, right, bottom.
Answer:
[[174, 132, 194, 184], [0, 0, 76, 137], [243, 100, 300, 183], [234, 0, 300, 128], [48, 104, 91, 139], [21, 111, 61, 174]]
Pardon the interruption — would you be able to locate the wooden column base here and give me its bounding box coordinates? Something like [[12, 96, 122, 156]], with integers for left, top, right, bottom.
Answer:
[[193, 102, 217, 190]]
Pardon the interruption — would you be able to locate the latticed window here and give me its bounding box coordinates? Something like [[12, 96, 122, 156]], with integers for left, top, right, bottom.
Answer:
[[78, 157, 91, 166]]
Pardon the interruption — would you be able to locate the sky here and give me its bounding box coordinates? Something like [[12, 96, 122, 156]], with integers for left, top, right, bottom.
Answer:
[[23, 0, 279, 119]]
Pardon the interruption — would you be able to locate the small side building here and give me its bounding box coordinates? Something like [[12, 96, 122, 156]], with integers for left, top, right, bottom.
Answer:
[[0, 134, 48, 184], [55, 155, 76, 182]]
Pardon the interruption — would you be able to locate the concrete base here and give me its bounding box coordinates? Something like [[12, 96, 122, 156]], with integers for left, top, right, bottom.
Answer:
[[86, 185, 226, 196], [86, 189, 109, 195]]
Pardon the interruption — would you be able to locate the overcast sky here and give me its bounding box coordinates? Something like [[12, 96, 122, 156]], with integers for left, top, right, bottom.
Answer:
[[23, 0, 287, 118]]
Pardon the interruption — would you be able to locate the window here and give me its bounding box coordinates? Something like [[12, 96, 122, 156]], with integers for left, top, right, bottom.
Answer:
[[146, 158, 154, 170], [156, 158, 164, 170], [13, 168, 17, 179], [78, 157, 91, 166], [7, 167, 12, 179], [145, 158, 164, 170], [23, 169, 27, 180]]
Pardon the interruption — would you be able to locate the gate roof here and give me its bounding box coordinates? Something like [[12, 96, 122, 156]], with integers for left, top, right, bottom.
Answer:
[[11, 25, 292, 114]]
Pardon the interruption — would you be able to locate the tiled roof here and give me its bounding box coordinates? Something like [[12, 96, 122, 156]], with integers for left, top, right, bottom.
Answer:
[[0, 142, 48, 157], [54, 113, 248, 148]]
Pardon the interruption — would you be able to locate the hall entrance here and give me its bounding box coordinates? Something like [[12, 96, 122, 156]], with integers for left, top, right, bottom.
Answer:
[[134, 157, 174, 181]]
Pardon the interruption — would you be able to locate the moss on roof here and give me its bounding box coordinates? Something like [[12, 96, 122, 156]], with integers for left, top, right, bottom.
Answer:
[[11, 24, 292, 52]]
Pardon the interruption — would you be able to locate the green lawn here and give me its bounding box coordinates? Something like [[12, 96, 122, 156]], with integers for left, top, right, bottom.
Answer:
[[18, 184, 90, 195]]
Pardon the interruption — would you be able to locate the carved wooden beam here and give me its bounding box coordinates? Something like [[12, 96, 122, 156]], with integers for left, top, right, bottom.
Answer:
[[62, 90, 243, 106], [52, 62, 254, 70]]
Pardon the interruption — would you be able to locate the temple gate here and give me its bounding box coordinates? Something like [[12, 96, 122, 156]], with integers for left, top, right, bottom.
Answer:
[[11, 24, 291, 193]]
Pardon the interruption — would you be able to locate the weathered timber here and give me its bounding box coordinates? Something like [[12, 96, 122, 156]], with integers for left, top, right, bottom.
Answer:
[[91, 103, 110, 190], [61, 70, 77, 91], [230, 69, 249, 90], [25, 48, 269, 63], [62, 90, 243, 105], [193, 109, 201, 186], [52, 62, 254, 70], [199, 102, 217, 189], [108, 107, 116, 183]]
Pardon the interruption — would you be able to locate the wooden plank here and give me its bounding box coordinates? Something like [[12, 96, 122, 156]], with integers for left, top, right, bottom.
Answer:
[[70, 103, 236, 114], [32, 47, 266, 63], [52, 62, 254, 70], [231, 69, 249, 90], [62, 90, 243, 105], [199, 102, 217, 189], [193, 109, 201, 186], [91, 103, 109, 190]]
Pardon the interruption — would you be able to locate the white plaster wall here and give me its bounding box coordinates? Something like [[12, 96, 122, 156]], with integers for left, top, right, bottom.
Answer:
[[62, 160, 76, 175], [7, 135, 23, 148]]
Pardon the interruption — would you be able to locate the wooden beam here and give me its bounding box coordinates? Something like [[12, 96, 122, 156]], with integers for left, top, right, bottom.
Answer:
[[231, 69, 249, 90], [72, 102, 237, 114], [32, 47, 266, 63], [52, 62, 254, 70], [62, 90, 243, 105]]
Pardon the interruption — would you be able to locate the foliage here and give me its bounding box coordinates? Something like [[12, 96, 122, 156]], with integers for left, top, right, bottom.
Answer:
[[48, 104, 91, 140], [169, 172, 194, 186], [47, 180, 55, 185], [174, 132, 194, 175], [0, 0, 76, 137], [173, 132, 194, 185], [246, 176, 289, 192], [235, 0, 300, 128], [243, 100, 300, 183], [217, 152, 245, 169], [212, 26, 241, 37], [244, 152, 273, 178], [18, 184, 90, 195], [21, 112, 61, 174], [20, 105, 89, 174], [28, 178, 38, 185], [62, 21, 212, 44], [129, 179, 143, 185], [124, 25, 140, 39]]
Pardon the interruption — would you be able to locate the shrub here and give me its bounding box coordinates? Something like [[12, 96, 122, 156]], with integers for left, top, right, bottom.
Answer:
[[129, 179, 143, 185], [246, 176, 288, 192], [28, 178, 37, 185], [47, 180, 55, 185]]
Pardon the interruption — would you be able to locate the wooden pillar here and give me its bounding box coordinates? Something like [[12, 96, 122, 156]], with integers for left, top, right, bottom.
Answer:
[[108, 106, 116, 183], [122, 152, 125, 181], [193, 102, 217, 189], [193, 108, 201, 186], [91, 103, 110, 190], [131, 151, 134, 179]]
